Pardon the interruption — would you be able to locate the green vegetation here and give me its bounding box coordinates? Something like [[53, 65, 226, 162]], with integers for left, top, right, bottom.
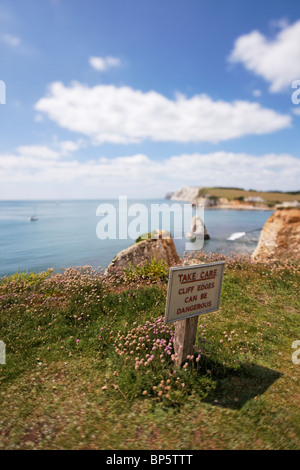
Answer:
[[123, 258, 169, 282], [212, 187, 245, 191], [197, 187, 300, 203], [0, 255, 299, 450], [135, 231, 158, 244]]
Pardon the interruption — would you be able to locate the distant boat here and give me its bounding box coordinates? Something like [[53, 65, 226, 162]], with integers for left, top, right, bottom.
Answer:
[[29, 215, 38, 222]]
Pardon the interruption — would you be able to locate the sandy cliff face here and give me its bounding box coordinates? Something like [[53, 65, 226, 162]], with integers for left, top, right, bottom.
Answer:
[[252, 208, 300, 262]]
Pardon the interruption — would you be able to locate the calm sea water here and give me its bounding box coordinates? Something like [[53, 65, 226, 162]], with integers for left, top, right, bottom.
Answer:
[[0, 200, 273, 277]]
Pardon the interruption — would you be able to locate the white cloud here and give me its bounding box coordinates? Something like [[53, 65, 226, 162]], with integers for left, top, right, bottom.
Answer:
[[229, 20, 300, 92], [89, 56, 121, 72], [0, 148, 299, 199], [35, 82, 291, 144], [9, 140, 83, 163], [1, 33, 20, 47], [252, 89, 261, 97], [16, 145, 61, 160], [56, 139, 84, 156]]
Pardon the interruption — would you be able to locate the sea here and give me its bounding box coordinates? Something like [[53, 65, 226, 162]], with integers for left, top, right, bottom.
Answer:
[[0, 199, 273, 278]]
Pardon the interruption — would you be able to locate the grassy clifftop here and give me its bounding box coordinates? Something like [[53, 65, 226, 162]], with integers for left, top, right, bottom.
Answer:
[[198, 187, 300, 203], [0, 254, 299, 450]]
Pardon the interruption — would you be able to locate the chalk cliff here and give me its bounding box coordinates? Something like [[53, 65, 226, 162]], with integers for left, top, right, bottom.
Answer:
[[170, 186, 200, 204], [252, 208, 300, 262]]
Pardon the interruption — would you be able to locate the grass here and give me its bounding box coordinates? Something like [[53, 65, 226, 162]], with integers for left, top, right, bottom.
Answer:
[[0, 255, 299, 450]]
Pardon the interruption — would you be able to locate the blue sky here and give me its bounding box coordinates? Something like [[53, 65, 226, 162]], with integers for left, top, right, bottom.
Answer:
[[0, 0, 300, 199]]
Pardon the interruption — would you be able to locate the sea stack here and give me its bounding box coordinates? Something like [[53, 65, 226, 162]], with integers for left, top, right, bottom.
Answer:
[[186, 215, 210, 242], [191, 215, 210, 240]]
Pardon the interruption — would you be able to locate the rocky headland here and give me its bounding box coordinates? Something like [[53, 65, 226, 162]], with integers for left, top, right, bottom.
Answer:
[[166, 186, 300, 211], [251, 208, 300, 262], [105, 230, 180, 274]]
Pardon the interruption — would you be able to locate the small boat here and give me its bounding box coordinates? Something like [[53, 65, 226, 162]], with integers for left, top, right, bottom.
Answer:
[[30, 215, 38, 222]]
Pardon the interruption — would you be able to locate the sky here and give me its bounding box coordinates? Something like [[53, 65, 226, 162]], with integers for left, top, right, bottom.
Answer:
[[0, 0, 300, 200]]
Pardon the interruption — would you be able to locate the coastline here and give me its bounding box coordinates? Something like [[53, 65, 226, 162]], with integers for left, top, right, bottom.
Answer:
[[168, 186, 300, 212], [197, 204, 272, 211], [170, 197, 274, 211], [0, 199, 276, 277]]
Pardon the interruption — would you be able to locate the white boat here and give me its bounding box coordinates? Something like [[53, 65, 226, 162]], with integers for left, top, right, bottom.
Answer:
[[30, 215, 38, 221]]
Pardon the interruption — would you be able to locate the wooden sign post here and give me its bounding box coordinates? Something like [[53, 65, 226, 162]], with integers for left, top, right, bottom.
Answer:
[[165, 261, 225, 366]]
